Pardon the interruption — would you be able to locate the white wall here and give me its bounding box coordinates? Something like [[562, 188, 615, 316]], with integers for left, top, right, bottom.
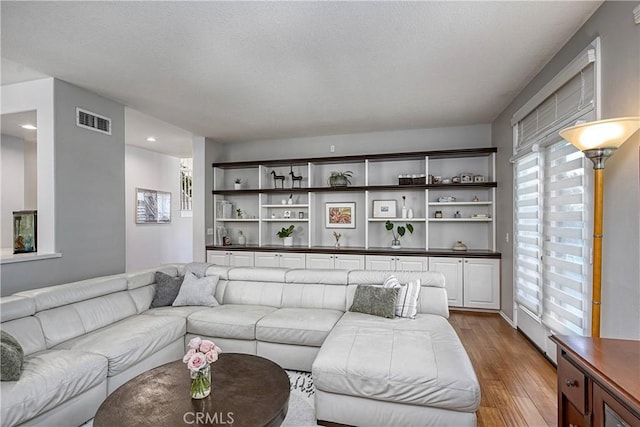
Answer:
[[23, 140, 37, 209], [0, 79, 55, 256], [125, 145, 193, 271], [1, 134, 25, 248], [219, 124, 491, 162]]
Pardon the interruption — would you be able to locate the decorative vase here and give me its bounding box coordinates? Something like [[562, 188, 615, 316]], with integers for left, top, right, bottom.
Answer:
[[391, 239, 401, 249], [190, 364, 211, 399], [234, 183, 241, 190], [283, 236, 293, 246], [407, 208, 414, 219], [453, 241, 468, 251], [238, 231, 246, 246], [335, 242, 340, 249], [401, 206, 407, 219]]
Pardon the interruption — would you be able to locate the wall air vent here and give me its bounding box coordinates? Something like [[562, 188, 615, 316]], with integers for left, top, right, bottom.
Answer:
[[76, 108, 111, 135]]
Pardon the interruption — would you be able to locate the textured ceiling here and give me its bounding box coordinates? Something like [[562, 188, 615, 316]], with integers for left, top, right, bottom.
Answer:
[[1, 1, 601, 145]]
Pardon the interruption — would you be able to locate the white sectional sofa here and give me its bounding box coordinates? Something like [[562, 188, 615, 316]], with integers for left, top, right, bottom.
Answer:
[[0, 264, 480, 427]]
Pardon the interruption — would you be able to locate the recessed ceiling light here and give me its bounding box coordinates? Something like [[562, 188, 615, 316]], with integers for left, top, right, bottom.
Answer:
[[146, 137, 156, 142], [21, 124, 37, 130]]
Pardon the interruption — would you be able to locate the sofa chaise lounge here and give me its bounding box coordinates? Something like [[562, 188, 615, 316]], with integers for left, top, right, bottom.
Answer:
[[0, 264, 480, 426]]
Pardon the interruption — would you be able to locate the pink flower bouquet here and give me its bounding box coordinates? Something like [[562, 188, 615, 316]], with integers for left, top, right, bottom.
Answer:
[[183, 337, 222, 399]]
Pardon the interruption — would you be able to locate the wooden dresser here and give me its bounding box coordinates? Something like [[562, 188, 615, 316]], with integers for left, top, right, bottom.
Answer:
[[551, 335, 640, 427]]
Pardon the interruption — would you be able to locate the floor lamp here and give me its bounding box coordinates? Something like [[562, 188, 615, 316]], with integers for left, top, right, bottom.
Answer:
[[559, 117, 640, 337]]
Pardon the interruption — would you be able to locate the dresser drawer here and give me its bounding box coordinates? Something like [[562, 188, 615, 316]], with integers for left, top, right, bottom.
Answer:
[[558, 352, 588, 414]]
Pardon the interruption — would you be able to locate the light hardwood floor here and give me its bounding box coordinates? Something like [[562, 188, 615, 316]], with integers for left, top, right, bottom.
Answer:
[[449, 311, 558, 427]]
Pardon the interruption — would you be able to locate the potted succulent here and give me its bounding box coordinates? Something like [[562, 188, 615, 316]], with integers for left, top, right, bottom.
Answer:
[[277, 225, 295, 246], [328, 171, 353, 188], [385, 220, 414, 249], [234, 178, 242, 190]]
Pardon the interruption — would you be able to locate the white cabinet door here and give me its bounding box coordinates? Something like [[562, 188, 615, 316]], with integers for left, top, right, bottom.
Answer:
[[228, 251, 254, 267], [463, 258, 500, 309], [306, 254, 335, 269], [396, 256, 428, 271], [254, 252, 281, 267], [428, 257, 464, 307], [279, 253, 306, 269], [334, 254, 364, 270], [365, 255, 395, 270], [207, 250, 229, 265]]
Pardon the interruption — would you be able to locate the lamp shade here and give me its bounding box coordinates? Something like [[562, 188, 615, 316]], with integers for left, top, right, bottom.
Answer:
[[559, 117, 640, 151]]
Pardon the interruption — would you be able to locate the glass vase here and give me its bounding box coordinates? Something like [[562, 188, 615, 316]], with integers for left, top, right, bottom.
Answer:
[[190, 364, 211, 399], [391, 239, 401, 249]]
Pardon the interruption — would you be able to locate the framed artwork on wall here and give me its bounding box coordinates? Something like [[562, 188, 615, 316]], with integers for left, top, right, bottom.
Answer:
[[372, 200, 397, 218], [136, 188, 171, 224], [325, 202, 356, 228]]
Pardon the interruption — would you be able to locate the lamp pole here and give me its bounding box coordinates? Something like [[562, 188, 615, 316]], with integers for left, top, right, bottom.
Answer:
[[559, 118, 640, 338]]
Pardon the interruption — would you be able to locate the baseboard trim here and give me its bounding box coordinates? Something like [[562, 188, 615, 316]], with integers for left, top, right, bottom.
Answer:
[[499, 310, 516, 328]]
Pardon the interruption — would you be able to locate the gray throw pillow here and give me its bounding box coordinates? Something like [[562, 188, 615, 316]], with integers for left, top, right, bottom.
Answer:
[[151, 272, 184, 308], [172, 272, 220, 307], [349, 285, 399, 319], [1, 330, 24, 381]]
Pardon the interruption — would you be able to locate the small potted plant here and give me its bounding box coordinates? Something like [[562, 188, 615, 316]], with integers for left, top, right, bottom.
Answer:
[[385, 220, 414, 249], [328, 171, 353, 188], [234, 178, 242, 190], [277, 225, 295, 246]]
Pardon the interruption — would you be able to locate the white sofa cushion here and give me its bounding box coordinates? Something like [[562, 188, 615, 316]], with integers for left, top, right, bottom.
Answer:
[[256, 308, 344, 347], [35, 291, 138, 348], [281, 283, 348, 311], [312, 312, 480, 412], [187, 305, 277, 340], [285, 269, 349, 285], [126, 264, 180, 290], [222, 281, 284, 307], [1, 317, 47, 356], [54, 314, 185, 376], [0, 349, 107, 427], [146, 306, 210, 318], [0, 296, 35, 323], [228, 267, 289, 283], [15, 275, 128, 311]]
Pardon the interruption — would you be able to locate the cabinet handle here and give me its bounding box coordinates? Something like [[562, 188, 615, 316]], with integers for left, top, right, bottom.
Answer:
[[458, 260, 462, 263], [565, 379, 577, 388]]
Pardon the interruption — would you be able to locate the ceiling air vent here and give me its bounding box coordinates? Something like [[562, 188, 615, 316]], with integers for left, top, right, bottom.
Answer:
[[76, 108, 111, 135]]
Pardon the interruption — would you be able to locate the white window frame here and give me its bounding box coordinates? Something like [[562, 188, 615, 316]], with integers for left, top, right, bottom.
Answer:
[[512, 38, 600, 355]]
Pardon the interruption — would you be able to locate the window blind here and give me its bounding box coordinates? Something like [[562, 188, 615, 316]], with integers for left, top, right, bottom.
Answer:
[[514, 153, 543, 315], [513, 39, 598, 342], [541, 141, 591, 336], [515, 62, 595, 154]]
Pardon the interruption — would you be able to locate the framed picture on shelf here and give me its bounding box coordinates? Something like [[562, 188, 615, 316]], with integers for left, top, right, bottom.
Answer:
[[326, 202, 356, 228], [372, 200, 397, 218]]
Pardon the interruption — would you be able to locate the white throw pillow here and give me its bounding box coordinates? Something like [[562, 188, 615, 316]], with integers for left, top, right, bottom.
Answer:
[[172, 272, 220, 307], [383, 275, 421, 319]]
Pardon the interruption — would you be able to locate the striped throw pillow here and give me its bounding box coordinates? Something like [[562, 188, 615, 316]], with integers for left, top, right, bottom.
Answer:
[[383, 275, 421, 319]]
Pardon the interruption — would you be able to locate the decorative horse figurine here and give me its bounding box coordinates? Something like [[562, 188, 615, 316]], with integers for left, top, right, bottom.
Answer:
[[289, 166, 303, 188], [271, 170, 285, 188]]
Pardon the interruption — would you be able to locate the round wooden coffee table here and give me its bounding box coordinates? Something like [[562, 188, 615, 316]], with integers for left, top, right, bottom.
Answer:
[[94, 353, 290, 427]]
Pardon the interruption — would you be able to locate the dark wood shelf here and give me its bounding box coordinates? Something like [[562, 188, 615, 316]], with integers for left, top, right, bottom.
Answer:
[[213, 182, 497, 195], [205, 245, 501, 259], [212, 147, 497, 169]]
